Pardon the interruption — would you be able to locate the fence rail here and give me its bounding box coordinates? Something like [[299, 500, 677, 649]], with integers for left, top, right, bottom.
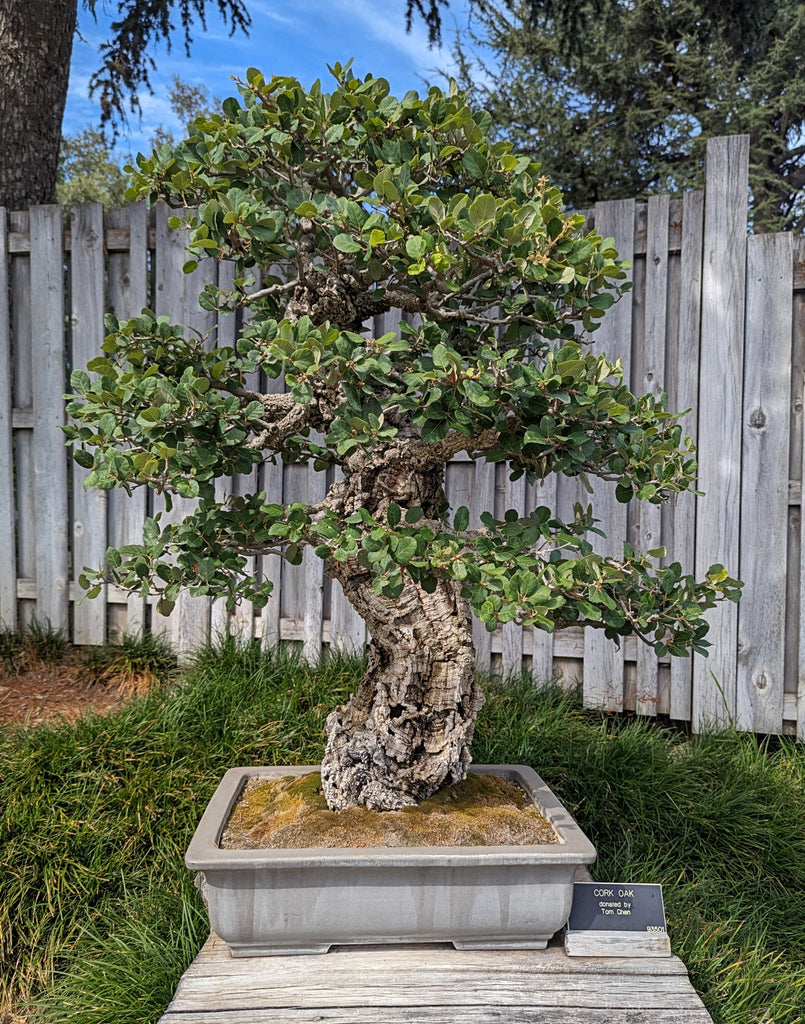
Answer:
[[1, 135, 803, 737]]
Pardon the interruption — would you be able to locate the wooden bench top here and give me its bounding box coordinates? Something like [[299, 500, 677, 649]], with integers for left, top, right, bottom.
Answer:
[[159, 933, 714, 1023]]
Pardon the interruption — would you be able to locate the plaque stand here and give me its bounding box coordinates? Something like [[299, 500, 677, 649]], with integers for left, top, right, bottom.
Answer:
[[564, 928, 672, 957]]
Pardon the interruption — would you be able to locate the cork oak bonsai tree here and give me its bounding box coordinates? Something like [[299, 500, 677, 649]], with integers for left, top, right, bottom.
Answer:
[[65, 65, 740, 812]]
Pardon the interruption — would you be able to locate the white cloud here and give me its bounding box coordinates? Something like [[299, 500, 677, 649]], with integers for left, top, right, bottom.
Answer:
[[326, 0, 461, 84]]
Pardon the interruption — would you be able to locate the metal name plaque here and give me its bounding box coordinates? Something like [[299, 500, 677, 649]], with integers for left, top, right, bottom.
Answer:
[[567, 883, 667, 933]]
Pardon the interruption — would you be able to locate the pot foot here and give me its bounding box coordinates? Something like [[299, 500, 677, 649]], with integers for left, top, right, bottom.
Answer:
[[452, 936, 551, 950]]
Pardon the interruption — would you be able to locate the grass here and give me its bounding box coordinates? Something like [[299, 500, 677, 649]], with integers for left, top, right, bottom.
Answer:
[[0, 618, 178, 697], [77, 630, 179, 695], [0, 618, 69, 675], [0, 639, 803, 1023]]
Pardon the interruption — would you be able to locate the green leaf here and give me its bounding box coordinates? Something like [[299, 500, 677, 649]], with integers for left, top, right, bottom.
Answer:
[[405, 236, 426, 259], [387, 502, 402, 527], [462, 149, 488, 178], [394, 536, 418, 564], [332, 233, 363, 253], [454, 506, 470, 532]]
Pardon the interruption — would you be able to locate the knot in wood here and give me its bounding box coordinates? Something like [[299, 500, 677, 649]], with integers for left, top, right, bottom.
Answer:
[[749, 407, 766, 429]]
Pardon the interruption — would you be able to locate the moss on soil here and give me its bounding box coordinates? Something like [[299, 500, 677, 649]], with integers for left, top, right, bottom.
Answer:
[[221, 771, 559, 849]]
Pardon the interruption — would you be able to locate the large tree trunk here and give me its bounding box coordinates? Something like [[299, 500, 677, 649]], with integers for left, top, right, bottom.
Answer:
[[321, 562, 485, 811], [0, 0, 77, 209]]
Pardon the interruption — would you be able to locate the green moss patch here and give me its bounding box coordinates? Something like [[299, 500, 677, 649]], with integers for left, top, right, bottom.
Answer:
[[220, 771, 559, 849]]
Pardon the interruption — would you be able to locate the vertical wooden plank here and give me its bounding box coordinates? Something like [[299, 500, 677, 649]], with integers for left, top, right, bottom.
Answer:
[[471, 458, 495, 673], [106, 203, 149, 636], [0, 209, 16, 627], [209, 261, 240, 642], [153, 202, 211, 659], [329, 467, 367, 655], [735, 233, 792, 732], [787, 259, 805, 731], [30, 206, 69, 630], [70, 203, 108, 644], [302, 450, 327, 665], [635, 195, 669, 716], [107, 203, 150, 635], [794, 245, 805, 741], [669, 190, 704, 722], [528, 474, 556, 684], [501, 473, 526, 680], [583, 198, 635, 711], [260, 372, 285, 651], [794, 307, 802, 741], [10, 212, 35, 627], [693, 135, 750, 730]]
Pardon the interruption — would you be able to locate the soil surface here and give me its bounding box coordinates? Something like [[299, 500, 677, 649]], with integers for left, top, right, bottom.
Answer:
[[0, 661, 130, 729]]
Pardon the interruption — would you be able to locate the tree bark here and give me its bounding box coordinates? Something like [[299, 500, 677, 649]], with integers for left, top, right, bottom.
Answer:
[[0, 0, 77, 209], [321, 562, 485, 811]]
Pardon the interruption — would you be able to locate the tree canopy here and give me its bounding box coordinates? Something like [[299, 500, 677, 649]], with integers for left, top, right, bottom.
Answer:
[[455, 0, 805, 230]]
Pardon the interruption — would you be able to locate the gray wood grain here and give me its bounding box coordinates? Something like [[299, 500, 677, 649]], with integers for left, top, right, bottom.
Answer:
[[528, 474, 557, 684], [693, 135, 749, 729], [158, 934, 713, 1024], [471, 458, 496, 672], [70, 203, 108, 644], [302, 441, 328, 664], [736, 233, 792, 732], [30, 205, 69, 629], [260, 371, 285, 651], [797, 247, 805, 741], [502, 473, 527, 679], [9, 212, 35, 625], [668, 191, 704, 722], [0, 208, 16, 626], [106, 203, 149, 636], [153, 202, 211, 658], [636, 195, 669, 716], [583, 198, 635, 712]]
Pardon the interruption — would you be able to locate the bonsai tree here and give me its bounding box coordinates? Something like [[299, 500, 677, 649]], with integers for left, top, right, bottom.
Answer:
[[65, 64, 740, 812]]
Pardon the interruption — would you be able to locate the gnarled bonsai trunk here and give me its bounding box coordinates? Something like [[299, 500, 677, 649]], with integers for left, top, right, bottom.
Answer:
[[321, 562, 484, 811]]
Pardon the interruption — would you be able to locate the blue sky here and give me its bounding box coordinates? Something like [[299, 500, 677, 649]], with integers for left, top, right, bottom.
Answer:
[[64, 0, 474, 158]]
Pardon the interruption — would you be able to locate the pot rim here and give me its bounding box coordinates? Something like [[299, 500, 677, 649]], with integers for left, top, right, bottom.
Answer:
[[185, 764, 597, 870]]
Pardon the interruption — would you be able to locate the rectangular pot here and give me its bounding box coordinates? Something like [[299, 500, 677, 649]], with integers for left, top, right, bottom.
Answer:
[[186, 764, 596, 956]]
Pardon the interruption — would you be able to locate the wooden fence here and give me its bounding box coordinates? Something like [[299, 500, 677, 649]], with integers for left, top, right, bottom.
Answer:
[[1, 135, 803, 737]]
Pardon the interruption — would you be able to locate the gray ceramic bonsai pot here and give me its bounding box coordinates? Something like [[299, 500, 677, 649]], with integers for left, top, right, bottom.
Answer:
[[186, 764, 596, 956]]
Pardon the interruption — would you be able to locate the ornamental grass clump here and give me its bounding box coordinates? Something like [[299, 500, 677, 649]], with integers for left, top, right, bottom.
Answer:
[[64, 63, 740, 811]]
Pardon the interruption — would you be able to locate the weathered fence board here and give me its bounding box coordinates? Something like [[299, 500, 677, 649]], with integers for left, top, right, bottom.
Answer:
[[70, 202, 108, 645], [106, 202, 149, 636], [153, 202, 213, 658], [583, 198, 635, 712], [0, 208, 15, 627], [737, 233, 792, 733], [796, 242, 805, 743], [30, 206, 69, 630], [2, 134, 803, 737], [635, 194, 670, 716], [693, 135, 750, 729], [10, 211, 35, 628], [668, 189, 705, 722]]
